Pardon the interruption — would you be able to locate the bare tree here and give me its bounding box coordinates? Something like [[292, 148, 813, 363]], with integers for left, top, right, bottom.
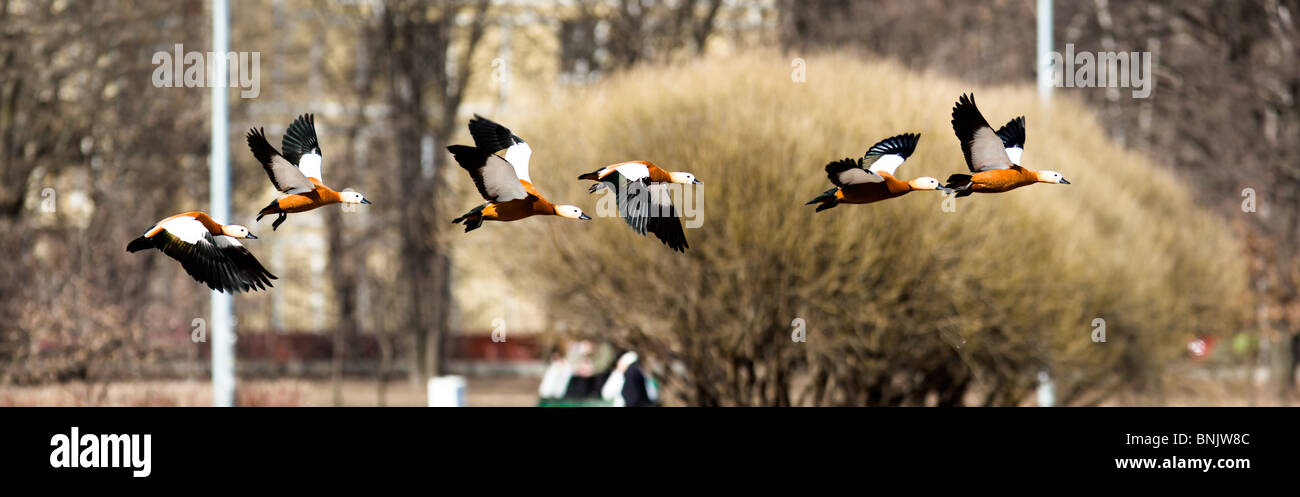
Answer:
[[0, 0, 210, 387], [377, 0, 491, 385]]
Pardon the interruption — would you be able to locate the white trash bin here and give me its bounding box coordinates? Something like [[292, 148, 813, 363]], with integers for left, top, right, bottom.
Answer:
[[428, 375, 467, 407]]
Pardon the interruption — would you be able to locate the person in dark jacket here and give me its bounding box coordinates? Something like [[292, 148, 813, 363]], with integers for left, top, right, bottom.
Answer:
[[601, 351, 658, 407]]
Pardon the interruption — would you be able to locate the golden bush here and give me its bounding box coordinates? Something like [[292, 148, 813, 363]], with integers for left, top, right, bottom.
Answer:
[[472, 52, 1250, 406]]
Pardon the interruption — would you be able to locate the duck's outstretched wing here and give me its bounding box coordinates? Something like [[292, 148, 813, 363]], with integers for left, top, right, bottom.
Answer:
[[951, 93, 1013, 172]]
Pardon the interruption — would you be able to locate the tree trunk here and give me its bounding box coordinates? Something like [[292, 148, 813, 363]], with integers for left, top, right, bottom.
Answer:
[[327, 207, 358, 406]]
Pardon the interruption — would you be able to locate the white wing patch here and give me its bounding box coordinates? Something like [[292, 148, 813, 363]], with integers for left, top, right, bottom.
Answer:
[[614, 162, 650, 181], [298, 153, 323, 181], [212, 235, 243, 248], [867, 155, 906, 176], [503, 142, 531, 183], [160, 217, 208, 244], [1005, 146, 1023, 166]]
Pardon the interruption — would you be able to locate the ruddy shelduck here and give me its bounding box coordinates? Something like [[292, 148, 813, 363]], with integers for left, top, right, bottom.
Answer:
[[449, 115, 591, 232], [578, 160, 700, 252], [127, 211, 275, 293], [807, 133, 943, 212], [248, 114, 372, 230], [944, 94, 1069, 196]]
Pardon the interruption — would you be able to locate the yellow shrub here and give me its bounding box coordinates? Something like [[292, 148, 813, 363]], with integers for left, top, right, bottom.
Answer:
[[458, 51, 1251, 405]]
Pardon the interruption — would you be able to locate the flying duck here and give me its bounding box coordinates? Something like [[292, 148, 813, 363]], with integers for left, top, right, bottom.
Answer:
[[126, 211, 275, 293], [449, 115, 591, 232], [577, 161, 700, 252], [248, 114, 372, 230], [806, 132, 943, 212], [944, 94, 1069, 197]]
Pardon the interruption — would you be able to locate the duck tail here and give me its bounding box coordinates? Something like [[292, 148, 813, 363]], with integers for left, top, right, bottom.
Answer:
[[256, 199, 280, 221], [944, 174, 974, 197], [577, 169, 602, 181], [126, 235, 153, 253], [452, 204, 488, 232], [806, 187, 838, 205], [461, 217, 485, 232], [807, 187, 839, 212]]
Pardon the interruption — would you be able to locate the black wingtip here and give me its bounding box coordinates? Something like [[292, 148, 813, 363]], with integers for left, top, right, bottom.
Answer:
[[646, 216, 689, 252], [952, 94, 977, 119], [446, 145, 488, 171], [823, 158, 860, 175], [951, 94, 979, 123], [996, 116, 1027, 148], [467, 114, 521, 153], [126, 235, 153, 253], [246, 127, 281, 165], [864, 132, 921, 160], [282, 113, 321, 165]]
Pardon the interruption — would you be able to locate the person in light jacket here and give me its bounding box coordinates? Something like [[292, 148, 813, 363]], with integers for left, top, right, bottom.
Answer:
[[601, 351, 658, 407]]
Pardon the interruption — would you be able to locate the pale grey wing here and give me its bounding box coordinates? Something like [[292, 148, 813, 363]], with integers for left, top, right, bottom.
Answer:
[[644, 184, 688, 252], [448, 145, 526, 202], [479, 154, 528, 202], [613, 180, 689, 252], [824, 158, 883, 186], [969, 126, 1014, 172], [951, 94, 1013, 172], [268, 155, 314, 194], [839, 169, 885, 184]]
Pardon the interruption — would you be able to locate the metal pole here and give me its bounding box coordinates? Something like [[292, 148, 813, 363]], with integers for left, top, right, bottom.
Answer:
[[210, 0, 236, 407], [1037, 0, 1053, 104]]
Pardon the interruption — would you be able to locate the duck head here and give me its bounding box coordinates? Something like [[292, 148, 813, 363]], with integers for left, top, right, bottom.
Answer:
[[907, 176, 944, 191], [669, 171, 703, 185], [555, 204, 592, 220], [221, 224, 257, 239], [340, 191, 374, 205], [1035, 170, 1071, 185]]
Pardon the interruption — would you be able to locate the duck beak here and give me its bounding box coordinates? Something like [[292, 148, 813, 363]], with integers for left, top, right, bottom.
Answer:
[[1059, 178, 1071, 185], [692, 179, 703, 185], [246, 233, 258, 239], [361, 198, 373, 204], [579, 213, 592, 220]]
